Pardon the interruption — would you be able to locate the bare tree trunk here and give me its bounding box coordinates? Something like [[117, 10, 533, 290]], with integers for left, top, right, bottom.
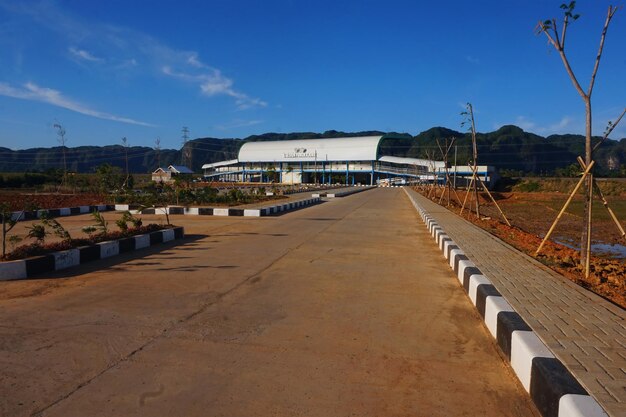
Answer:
[[585, 172, 593, 277], [581, 98, 593, 266]]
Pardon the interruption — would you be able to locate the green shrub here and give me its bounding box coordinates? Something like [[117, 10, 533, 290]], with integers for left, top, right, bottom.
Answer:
[[514, 180, 541, 192]]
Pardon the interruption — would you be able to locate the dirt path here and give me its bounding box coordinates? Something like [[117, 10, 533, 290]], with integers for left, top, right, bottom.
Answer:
[[0, 189, 537, 417]]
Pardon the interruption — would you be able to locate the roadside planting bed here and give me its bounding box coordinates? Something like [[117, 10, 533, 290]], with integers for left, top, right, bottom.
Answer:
[[414, 187, 626, 308]]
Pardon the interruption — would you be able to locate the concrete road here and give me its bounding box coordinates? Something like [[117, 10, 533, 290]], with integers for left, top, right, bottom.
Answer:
[[0, 188, 538, 417]]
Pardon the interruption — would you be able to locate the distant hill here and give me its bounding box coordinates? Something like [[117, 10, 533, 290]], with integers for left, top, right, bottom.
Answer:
[[0, 127, 625, 176]]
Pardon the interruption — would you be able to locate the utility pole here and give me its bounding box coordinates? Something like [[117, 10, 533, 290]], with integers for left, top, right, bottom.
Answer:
[[53, 122, 67, 188], [181, 126, 191, 167], [461, 103, 480, 219], [453, 145, 458, 189], [122, 137, 130, 189], [155, 137, 161, 169]]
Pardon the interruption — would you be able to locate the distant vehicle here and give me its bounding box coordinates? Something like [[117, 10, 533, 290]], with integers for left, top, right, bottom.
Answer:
[[377, 177, 406, 186]]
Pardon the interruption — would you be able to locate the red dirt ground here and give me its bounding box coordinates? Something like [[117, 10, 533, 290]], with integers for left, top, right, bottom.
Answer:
[[416, 187, 626, 309], [0, 193, 107, 211]]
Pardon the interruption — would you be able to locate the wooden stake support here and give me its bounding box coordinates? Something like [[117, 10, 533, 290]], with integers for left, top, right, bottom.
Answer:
[[536, 160, 595, 256], [576, 157, 626, 237], [436, 138, 463, 207], [460, 165, 511, 226]]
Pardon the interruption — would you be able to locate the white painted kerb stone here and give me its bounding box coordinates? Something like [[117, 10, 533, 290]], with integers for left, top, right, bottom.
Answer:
[[438, 234, 450, 250], [484, 296, 514, 338], [468, 274, 491, 305], [457, 259, 475, 284], [134, 234, 150, 249], [511, 330, 554, 392], [162, 229, 175, 242], [434, 229, 445, 244], [0, 261, 27, 280], [448, 248, 463, 268], [558, 394, 608, 417], [54, 249, 80, 270], [443, 240, 455, 259], [98, 241, 120, 258]]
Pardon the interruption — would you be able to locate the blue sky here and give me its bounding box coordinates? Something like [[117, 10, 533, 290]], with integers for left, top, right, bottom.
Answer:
[[0, 0, 624, 150]]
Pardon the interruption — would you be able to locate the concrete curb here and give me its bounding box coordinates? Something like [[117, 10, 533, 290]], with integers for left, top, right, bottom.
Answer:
[[0, 227, 185, 281], [115, 197, 321, 217], [10, 204, 114, 222], [403, 189, 608, 417], [312, 185, 376, 198]]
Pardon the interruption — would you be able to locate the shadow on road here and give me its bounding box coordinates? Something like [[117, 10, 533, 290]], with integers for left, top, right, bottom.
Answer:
[[23, 234, 208, 280]]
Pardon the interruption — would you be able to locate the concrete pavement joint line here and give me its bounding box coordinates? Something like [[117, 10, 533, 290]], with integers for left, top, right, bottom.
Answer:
[[0, 227, 185, 281], [402, 188, 608, 417]]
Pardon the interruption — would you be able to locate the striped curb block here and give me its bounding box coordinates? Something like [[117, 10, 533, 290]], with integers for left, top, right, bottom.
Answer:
[[403, 189, 608, 417], [312, 185, 376, 198], [0, 227, 184, 281], [10, 204, 114, 222], [115, 197, 321, 218], [268, 184, 367, 196]]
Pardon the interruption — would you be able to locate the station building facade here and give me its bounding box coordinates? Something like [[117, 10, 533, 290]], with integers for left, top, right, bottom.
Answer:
[[201, 135, 497, 187]]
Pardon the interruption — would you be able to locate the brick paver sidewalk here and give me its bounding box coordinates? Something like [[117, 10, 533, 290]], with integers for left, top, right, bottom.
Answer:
[[405, 188, 626, 417]]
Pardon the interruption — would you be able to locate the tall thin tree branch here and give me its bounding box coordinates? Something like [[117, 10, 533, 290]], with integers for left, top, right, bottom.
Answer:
[[555, 45, 587, 100], [587, 6, 617, 96], [537, 21, 587, 99], [552, 19, 562, 49], [561, 14, 570, 49], [537, 22, 558, 49], [591, 107, 626, 154]]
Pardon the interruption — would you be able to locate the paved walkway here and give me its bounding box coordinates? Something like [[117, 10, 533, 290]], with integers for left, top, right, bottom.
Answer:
[[0, 189, 536, 417], [405, 188, 626, 417]]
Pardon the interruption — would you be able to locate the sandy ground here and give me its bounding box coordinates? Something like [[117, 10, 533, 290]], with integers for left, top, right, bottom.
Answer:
[[0, 189, 537, 417]]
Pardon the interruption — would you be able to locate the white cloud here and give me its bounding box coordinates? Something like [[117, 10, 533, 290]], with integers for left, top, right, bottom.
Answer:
[[514, 116, 536, 131], [499, 115, 577, 135], [162, 66, 267, 110], [465, 55, 480, 64], [549, 116, 572, 131], [68, 46, 104, 63], [0, 82, 155, 127], [187, 53, 206, 69], [1, 1, 267, 110]]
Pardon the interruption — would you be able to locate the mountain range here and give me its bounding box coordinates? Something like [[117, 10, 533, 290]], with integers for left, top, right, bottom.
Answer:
[[1, 126, 625, 176]]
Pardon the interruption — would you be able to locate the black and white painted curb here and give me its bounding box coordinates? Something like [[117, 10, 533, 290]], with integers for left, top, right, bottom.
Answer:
[[403, 189, 608, 417], [0, 227, 184, 281], [10, 204, 114, 222], [115, 197, 320, 218], [312, 185, 376, 198], [265, 184, 346, 196]]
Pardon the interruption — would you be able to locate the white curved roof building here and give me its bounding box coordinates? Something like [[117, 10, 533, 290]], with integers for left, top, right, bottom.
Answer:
[[202, 135, 494, 186], [237, 136, 383, 163]]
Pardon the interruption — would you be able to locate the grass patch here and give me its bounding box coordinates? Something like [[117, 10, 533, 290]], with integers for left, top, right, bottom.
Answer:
[[543, 200, 626, 220]]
